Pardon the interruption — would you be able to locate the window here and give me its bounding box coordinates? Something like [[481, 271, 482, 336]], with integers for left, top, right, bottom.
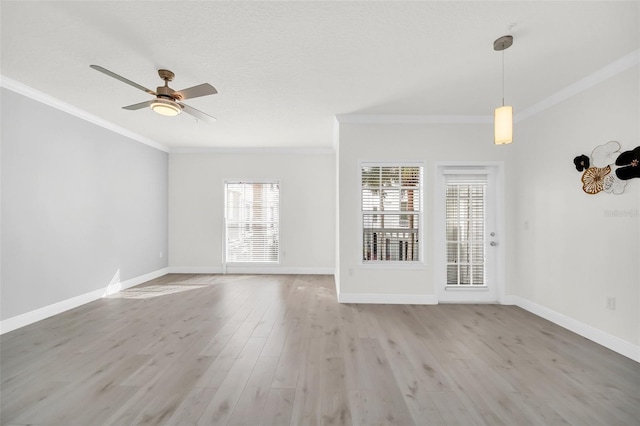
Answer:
[[445, 174, 487, 286], [361, 164, 422, 262], [225, 181, 279, 263]]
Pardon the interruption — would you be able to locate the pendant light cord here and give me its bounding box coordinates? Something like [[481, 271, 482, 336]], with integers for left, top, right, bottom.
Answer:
[[502, 49, 505, 107]]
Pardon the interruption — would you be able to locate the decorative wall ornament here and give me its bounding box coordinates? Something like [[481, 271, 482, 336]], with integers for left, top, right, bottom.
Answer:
[[573, 155, 590, 171], [573, 141, 639, 195], [592, 141, 621, 167], [615, 146, 640, 181], [581, 165, 611, 194], [603, 174, 626, 194]]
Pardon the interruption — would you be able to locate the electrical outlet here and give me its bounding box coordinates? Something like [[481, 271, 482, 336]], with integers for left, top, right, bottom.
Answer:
[[159, 251, 163, 258], [606, 297, 616, 310]]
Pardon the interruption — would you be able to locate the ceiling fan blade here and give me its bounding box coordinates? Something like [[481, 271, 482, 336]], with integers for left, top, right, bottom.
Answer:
[[179, 103, 217, 122], [174, 83, 217, 101], [90, 65, 156, 96], [122, 100, 153, 110]]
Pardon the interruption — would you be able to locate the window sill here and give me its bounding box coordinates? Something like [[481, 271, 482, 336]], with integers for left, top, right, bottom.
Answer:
[[445, 285, 489, 291], [359, 261, 426, 270]]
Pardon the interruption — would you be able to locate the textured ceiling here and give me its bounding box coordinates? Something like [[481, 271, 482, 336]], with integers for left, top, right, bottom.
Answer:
[[1, 1, 638, 150]]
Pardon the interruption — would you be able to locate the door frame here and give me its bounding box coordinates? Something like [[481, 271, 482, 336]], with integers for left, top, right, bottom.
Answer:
[[433, 162, 506, 304]]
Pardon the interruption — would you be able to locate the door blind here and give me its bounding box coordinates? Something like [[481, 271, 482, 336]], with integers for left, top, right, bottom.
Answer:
[[225, 182, 279, 263], [445, 174, 487, 285]]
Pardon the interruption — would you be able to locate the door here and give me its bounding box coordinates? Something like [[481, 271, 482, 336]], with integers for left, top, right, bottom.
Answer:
[[436, 165, 502, 303]]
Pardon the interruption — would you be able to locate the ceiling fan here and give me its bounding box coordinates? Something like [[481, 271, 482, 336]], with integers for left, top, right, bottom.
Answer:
[[90, 65, 217, 122]]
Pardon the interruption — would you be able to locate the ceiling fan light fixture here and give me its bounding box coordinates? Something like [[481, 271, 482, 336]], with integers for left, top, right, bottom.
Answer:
[[150, 98, 181, 117]]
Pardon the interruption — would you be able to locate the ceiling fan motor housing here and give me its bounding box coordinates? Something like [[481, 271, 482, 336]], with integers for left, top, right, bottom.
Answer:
[[157, 85, 179, 100]]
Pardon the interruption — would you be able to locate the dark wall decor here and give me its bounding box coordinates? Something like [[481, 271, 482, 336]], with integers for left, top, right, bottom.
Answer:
[[615, 146, 640, 181], [573, 141, 640, 195]]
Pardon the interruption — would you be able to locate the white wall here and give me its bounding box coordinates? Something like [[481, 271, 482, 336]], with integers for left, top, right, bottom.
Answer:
[[337, 122, 516, 300], [169, 151, 335, 273], [335, 61, 639, 359], [514, 65, 640, 347], [1, 88, 168, 323]]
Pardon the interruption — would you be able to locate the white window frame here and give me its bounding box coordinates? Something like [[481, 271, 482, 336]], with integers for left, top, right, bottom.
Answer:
[[224, 180, 280, 264], [359, 161, 424, 267]]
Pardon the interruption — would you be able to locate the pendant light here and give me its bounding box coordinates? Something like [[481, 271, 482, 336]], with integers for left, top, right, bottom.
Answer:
[[493, 35, 513, 145]]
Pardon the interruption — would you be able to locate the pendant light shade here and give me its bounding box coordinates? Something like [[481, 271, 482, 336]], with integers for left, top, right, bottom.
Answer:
[[493, 35, 513, 145], [494, 105, 513, 145]]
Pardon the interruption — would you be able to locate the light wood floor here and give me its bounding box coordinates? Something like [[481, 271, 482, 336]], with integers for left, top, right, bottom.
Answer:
[[1, 274, 639, 425]]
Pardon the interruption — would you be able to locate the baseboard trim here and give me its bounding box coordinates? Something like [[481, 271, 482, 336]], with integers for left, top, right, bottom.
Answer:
[[167, 266, 334, 275], [0, 267, 169, 335], [168, 266, 224, 274], [511, 296, 640, 363], [6, 271, 634, 362], [338, 292, 438, 305]]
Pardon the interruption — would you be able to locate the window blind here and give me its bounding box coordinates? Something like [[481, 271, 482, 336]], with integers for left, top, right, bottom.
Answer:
[[445, 174, 487, 285], [225, 182, 279, 263], [361, 164, 422, 262]]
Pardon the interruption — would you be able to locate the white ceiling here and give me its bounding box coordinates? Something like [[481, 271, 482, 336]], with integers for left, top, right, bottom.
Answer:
[[1, 1, 638, 150]]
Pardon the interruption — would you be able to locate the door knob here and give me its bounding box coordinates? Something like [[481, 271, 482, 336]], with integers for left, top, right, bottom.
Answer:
[[490, 241, 498, 246]]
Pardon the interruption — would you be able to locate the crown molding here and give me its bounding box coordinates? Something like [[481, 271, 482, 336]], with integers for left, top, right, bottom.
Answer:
[[4, 48, 637, 150], [516, 48, 640, 123], [0, 76, 169, 153], [170, 146, 335, 155], [336, 49, 640, 126], [335, 114, 492, 124]]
